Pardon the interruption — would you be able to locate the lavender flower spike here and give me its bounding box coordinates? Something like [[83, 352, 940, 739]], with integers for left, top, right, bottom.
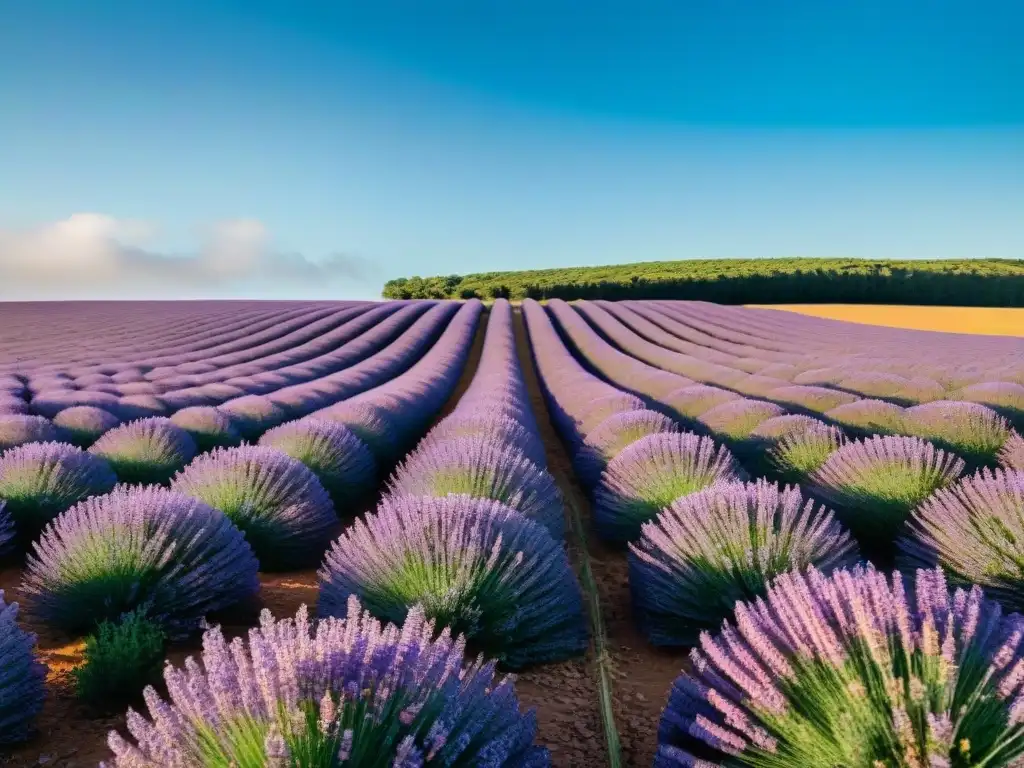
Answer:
[[629, 480, 859, 645], [103, 599, 550, 767], [0, 590, 46, 744], [656, 565, 1024, 767]]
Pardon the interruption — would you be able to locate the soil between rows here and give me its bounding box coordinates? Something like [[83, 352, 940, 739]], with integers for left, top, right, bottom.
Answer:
[[512, 308, 687, 767]]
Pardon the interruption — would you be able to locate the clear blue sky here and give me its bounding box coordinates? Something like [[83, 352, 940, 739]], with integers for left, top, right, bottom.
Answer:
[[1, 1, 1022, 299]]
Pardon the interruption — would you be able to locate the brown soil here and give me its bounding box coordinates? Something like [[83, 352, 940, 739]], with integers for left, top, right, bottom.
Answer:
[[512, 308, 687, 767]]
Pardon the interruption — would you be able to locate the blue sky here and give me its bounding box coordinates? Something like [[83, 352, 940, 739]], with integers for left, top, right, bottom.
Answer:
[[1, 1, 1022, 299]]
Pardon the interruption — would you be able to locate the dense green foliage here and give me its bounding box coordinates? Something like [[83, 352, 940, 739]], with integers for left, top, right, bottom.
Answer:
[[73, 610, 166, 713], [382, 258, 1024, 305]]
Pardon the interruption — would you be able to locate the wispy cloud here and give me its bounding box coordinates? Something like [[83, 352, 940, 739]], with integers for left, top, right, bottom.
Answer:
[[0, 214, 378, 299]]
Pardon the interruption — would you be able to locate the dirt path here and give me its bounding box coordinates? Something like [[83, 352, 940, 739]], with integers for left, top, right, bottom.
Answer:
[[513, 308, 687, 767]]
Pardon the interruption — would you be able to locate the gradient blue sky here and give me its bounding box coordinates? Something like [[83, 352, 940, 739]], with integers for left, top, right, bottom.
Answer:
[[1, 1, 1022, 299]]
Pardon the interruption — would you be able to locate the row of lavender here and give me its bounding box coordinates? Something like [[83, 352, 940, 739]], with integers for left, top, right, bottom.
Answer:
[[555, 299, 1022, 471], [320, 298, 587, 671], [526, 298, 1024, 767]]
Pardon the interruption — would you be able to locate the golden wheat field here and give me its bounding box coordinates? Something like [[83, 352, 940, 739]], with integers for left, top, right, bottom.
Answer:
[[749, 304, 1024, 337]]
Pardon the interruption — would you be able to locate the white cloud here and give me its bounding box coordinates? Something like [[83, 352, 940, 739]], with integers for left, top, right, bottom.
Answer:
[[0, 214, 378, 299]]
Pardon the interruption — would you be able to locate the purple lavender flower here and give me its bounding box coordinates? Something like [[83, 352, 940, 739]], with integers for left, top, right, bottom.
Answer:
[[22, 486, 259, 635], [0, 441, 118, 545], [0, 501, 13, 557], [386, 437, 565, 539], [808, 435, 965, 552], [824, 398, 906, 435], [656, 565, 1024, 767], [169, 406, 243, 452], [89, 417, 197, 485], [630, 480, 859, 646], [319, 494, 587, 668], [573, 409, 680, 489], [902, 400, 1013, 467], [217, 395, 288, 440], [593, 432, 745, 543], [103, 599, 549, 766], [0, 414, 63, 451], [313, 401, 404, 463], [0, 590, 46, 744], [899, 468, 1024, 610], [767, 422, 846, 482], [1001, 431, 1024, 471], [171, 445, 338, 570], [259, 419, 378, 511], [52, 405, 122, 448], [697, 399, 788, 442], [424, 413, 548, 470]]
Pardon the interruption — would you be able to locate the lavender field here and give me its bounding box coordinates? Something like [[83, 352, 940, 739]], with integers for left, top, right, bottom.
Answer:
[[2, 298, 1024, 767]]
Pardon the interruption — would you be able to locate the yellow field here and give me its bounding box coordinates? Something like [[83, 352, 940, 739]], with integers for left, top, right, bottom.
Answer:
[[747, 304, 1024, 337]]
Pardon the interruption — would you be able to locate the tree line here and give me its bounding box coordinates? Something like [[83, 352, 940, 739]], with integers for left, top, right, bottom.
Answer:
[[381, 258, 1024, 306]]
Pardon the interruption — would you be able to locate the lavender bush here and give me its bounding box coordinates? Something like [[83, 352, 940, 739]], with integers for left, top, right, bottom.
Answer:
[[808, 435, 965, 555], [903, 400, 1013, 467], [767, 422, 846, 482], [319, 494, 587, 668], [0, 441, 118, 544], [656, 566, 1024, 768], [824, 398, 906, 435], [22, 486, 259, 634], [423, 414, 548, 471], [593, 432, 745, 543], [90, 417, 198, 485], [169, 406, 243, 452], [900, 468, 1024, 610], [573, 409, 680, 489], [172, 445, 338, 569], [104, 599, 549, 767], [314, 401, 403, 464], [697, 399, 787, 442], [630, 480, 859, 646], [385, 438, 564, 539], [0, 591, 46, 745], [259, 419, 378, 512], [0, 414, 63, 451], [1001, 431, 1024, 470], [53, 405, 122, 447], [217, 395, 288, 440]]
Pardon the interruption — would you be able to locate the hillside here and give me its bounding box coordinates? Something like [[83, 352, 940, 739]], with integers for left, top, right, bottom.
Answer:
[[382, 258, 1024, 306]]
